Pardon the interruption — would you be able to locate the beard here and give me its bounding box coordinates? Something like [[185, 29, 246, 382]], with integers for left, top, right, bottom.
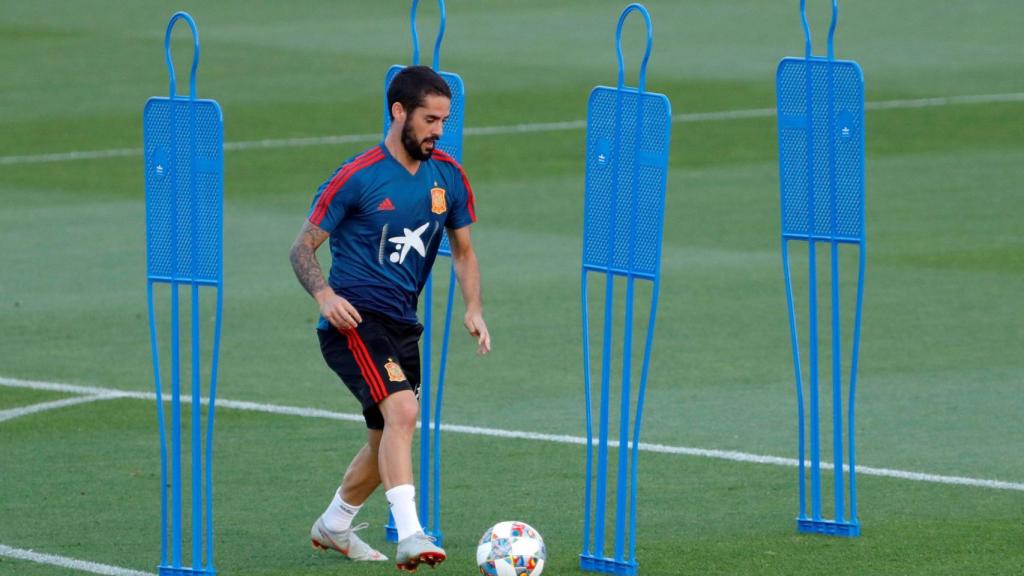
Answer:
[[401, 122, 437, 161]]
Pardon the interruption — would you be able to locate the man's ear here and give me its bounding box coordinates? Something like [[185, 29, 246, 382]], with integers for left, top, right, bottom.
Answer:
[[391, 101, 406, 123]]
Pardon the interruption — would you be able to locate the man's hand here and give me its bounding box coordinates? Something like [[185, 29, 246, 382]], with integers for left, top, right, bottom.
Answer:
[[464, 309, 491, 355], [317, 289, 363, 331]]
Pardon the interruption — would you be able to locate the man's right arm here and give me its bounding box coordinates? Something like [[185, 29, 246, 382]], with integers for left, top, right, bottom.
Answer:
[[289, 220, 362, 330], [290, 221, 331, 297]]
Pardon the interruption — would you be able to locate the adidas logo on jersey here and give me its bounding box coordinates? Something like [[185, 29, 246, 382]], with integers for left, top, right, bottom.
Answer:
[[377, 198, 396, 211]]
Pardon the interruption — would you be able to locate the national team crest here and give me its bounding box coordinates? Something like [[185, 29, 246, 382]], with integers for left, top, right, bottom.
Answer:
[[384, 358, 407, 382], [430, 186, 447, 214]]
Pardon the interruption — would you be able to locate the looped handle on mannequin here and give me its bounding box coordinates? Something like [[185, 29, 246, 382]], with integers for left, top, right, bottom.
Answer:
[[410, 0, 446, 70], [800, 0, 839, 60], [615, 3, 653, 92], [164, 11, 200, 99]]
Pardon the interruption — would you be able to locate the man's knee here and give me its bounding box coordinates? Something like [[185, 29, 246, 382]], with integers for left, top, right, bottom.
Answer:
[[380, 390, 418, 432]]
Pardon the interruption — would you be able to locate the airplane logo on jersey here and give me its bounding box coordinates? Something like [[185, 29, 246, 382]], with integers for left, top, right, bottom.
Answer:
[[388, 222, 430, 264]]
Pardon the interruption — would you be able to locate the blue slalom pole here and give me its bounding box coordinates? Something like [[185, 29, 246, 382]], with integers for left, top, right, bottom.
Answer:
[[595, 267, 614, 558], [848, 247, 865, 523], [409, 0, 446, 68], [825, 3, 845, 522], [187, 60, 203, 566], [802, 9, 823, 520], [629, 279, 659, 563], [781, 241, 806, 520], [580, 268, 595, 558], [205, 285, 223, 569], [147, 282, 169, 566], [420, 275, 433, 527], [615, 278, 633, 562], [169, 103, 183, 567], [431, 266, 456, 536], [595, 73, 622, 559]]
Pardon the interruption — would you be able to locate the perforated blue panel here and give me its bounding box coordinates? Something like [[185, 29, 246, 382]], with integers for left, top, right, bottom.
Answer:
[[144, 97, 224, 283], [777, 57, 863, 243], [583, 87, 671, 278]]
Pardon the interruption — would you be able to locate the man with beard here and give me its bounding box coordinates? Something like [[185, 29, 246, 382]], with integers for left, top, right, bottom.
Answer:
[[289, 65, 490, 571]]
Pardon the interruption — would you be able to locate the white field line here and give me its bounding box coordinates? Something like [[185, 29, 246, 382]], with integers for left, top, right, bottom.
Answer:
[[2, 92, 1022, 167], [2, 376, 1023, 492], [0, 394, 119, 423], [0, 544, 152, 576]]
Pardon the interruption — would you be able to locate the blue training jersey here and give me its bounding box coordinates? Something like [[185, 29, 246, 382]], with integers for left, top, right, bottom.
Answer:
[[308, 143, 476, 327]]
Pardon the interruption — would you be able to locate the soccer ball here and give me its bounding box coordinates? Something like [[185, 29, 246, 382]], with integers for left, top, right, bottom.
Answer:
[[476, 520, 546, 576]]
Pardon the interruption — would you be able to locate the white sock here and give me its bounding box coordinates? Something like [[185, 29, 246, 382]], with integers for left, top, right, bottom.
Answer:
[[321, 490, 361, 532], [385, 484, 423, 541]]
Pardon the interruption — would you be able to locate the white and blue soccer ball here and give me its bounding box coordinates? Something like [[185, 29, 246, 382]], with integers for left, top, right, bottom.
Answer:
[[476, 520, 546, 576]]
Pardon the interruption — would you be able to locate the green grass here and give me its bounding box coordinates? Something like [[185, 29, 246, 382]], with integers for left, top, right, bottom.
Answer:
[[0, 388, 70, 411], [2, 1, 1023, 575], [3, 401, 1022, 576]]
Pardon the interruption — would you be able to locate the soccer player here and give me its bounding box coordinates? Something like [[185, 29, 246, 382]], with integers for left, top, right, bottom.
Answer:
[[289, 65, 490, 571]]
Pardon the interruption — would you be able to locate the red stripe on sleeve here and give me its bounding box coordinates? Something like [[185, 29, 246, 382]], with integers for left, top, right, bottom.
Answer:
[[431, 150, 476, 223], [309, 147, 385, 226], [458, 168, 476, 222]]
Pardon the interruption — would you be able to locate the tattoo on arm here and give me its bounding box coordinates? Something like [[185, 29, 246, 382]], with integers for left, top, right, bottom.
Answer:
[[289, 222, 330, 298]]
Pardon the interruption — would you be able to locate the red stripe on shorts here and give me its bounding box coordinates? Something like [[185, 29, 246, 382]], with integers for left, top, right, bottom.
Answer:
[[342, 328, 388, 403]]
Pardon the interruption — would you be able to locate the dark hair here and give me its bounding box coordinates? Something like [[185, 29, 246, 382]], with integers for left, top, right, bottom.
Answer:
[[386, 65, 452, 119]]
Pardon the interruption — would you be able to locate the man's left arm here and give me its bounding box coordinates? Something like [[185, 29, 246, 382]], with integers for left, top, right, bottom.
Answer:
[[447, 225, 490, 355]]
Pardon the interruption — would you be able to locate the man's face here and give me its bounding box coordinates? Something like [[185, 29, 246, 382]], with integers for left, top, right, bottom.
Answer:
[[399, 93, 451, 161]]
